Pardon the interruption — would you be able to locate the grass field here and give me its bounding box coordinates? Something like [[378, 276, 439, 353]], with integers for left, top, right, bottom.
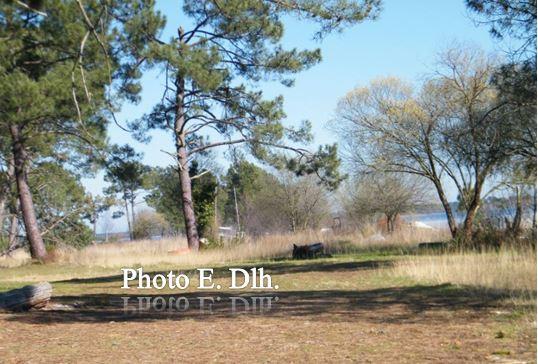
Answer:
[[0, 233, 536, 363]]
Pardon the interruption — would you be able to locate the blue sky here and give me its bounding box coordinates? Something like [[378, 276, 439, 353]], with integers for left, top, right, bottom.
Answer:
[[85, 1, 501, 232]]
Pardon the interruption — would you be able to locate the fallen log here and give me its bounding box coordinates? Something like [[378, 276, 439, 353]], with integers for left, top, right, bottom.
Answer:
[[292, 242, 328, 259], [0, 282, 52, 311]]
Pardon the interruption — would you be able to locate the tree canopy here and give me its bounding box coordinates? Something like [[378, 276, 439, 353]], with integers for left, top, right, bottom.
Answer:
[[0, 0, 164, 258]]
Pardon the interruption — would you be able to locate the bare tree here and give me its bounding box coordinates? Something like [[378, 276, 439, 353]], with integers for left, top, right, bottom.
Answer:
[[343, 173, 429, 233], [99, 211, 115, 243], [335, 75, 461, 237], [335, 45, 513, 243], [274, 173, 331, 232], [434, 47, 513, 241]]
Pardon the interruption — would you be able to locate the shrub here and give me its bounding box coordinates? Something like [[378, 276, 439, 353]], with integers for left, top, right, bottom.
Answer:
[[132, 210, 170, 240]]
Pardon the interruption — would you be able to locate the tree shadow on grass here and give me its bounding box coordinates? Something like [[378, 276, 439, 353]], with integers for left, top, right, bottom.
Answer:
[[53, 259, 393, 285], [5, 283, 532, 325]]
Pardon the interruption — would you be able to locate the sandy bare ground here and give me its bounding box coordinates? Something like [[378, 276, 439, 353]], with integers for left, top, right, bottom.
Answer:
[[0, 259, 535, 363]]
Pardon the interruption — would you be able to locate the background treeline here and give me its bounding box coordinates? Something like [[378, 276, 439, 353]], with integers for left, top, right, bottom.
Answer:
[[0, 0, 536, 260], [0, 0, 377, 259], [125, 156, 334, 241]]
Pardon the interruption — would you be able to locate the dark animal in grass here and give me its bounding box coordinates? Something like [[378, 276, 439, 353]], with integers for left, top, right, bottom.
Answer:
[[292, 242, 328, 259]]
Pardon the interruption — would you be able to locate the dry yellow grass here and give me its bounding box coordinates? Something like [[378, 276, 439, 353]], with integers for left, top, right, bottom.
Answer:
[[0, 227, 447, 268], [0, 248, 31, 268], [393, 248, 537, 298], [327, 226, 449, 254]]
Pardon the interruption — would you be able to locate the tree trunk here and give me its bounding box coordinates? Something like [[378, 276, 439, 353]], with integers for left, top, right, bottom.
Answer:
[[290, 214, 297, 233], [461, 203, 479, 242], [177, 144, 199, 250], [385, 214, 392, 233], [424, 136, 458, 238], [130, 198, 136, 228], [432, 178, 458, 238], [124, 198, 132, 240], [174, 29, 200, 251], [8, 205, 18, 250], [0, 194, 5, 237], [214, 186, 218, 238], [0, 155, 14, 238], [532, 185, 538, 236], [511, 186, 522, 234], [233, 186, 241, 233], [9, 125, 47, 260], [461, 180, 484, 244], [389, 214, 398, 233], [92, 218, 97, 243]]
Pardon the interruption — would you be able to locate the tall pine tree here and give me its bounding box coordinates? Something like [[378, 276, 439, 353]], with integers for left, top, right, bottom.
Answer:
[[132, 0, 381, 250], [0, 1, 164, 259]]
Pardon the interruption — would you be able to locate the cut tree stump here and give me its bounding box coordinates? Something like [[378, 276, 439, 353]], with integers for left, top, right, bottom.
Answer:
[[0, 282, 52, 311]]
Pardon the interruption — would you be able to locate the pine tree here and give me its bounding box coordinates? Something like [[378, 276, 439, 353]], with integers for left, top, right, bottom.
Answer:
[[104, 145, 150, 240], [132, 0, 381, 250], [0, 1, 164, 259]]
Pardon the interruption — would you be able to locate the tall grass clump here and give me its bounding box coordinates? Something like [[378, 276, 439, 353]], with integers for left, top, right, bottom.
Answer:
[[0, 227, 447, 269], [393, 247, 536, 301], [0, 249, 31, 268]]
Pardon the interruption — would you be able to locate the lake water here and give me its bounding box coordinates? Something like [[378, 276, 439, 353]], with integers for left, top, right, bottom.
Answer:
[[402, 212, 463, 229], [403, 209, 533, 229]]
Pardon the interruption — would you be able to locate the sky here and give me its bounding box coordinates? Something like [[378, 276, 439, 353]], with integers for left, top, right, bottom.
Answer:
[[84, 0, 502, 233]]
